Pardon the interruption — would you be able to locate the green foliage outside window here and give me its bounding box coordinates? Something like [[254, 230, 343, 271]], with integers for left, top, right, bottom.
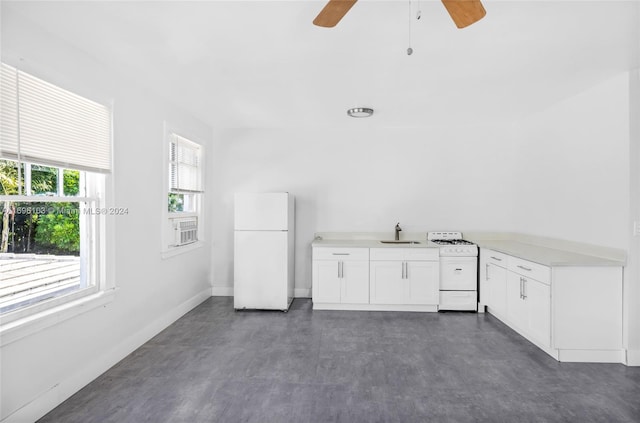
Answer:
[[0, 160, 80, 255], [33, 204, 80, 252], [64, 170, 80, 196], [31, 165, 58, 195], [168, 193, 184, 212]]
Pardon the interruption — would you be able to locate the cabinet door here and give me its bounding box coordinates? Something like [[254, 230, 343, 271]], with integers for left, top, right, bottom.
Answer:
[[313, 260, 341, 303], [487, 263, 508, 318], [506, 271, 527, 331], [524, 277, 551, 349], [406, 261, 439, 305], [341, 261, 370, 304], [369, 261, 404, 304], [479, 249, 508, 306]]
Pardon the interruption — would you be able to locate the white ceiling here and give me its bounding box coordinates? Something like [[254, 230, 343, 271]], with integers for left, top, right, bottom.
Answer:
[[2, 0, 639, 128]]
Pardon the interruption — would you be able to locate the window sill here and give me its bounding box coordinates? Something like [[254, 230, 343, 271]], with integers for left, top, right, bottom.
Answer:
[[161, 241, 205, 260], [0, 287, 117, 347], [168, 212, 198, 218]]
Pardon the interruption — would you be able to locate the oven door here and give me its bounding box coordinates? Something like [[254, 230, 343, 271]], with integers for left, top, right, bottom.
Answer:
[[440, 257, 477, 290]]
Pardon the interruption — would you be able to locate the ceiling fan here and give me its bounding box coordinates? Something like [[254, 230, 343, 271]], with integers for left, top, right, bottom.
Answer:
[[313, 0, 486, 29]]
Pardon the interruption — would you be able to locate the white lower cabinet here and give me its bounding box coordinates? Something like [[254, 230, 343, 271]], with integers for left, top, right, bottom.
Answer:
[[406, 261, 439, 305], [369, 261, 404, 304], [369, 260, 439, 305], [506, 270, 551, 350], [525, 277, 551, 349], [312, 248, 369, 305], [369, 248, 439, 306], [479, 249, 508, 316], [506, 271, 528, 330], [313, 260, 341, 303], [313, 246, 439, 311], [487, 263, 508, 318], [480, 247, 623, 363], [341, 261, 369, 304]]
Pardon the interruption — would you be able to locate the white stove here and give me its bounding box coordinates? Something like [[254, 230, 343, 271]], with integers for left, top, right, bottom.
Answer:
[[428, 232, 478, 312], [428, 232, 478, 257]]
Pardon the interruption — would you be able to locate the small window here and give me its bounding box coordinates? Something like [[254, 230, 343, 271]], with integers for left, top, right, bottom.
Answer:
[[165, 133, 204, 249]]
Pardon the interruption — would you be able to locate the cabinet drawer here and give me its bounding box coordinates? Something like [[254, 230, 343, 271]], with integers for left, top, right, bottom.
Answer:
[[482, 249, 508, 268], [313, 247, 369, 261], [405, 248, 439, 261], [439, 291, 477, 311], [370, 248, 438, 261], [370, 248, 405, 261], [507, 256, 550, 284]]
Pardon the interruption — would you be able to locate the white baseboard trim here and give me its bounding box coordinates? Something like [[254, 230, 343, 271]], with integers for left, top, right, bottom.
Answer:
[[558, 349, 625, 364], [3, 288, 211, 423], [294, 288, 311, 298], [627, 349, 640, 366], [211, 286, 233, 296], [313, 303, 438, 312]]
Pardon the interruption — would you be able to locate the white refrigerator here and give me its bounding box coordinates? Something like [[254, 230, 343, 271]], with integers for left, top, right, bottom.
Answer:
[[234, 192, 295, 311]]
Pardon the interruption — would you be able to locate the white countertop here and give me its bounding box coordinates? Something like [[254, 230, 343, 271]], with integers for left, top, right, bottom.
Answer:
[[474, 239, 625, 267], [311, 238, 439, 249], [310, 231, 625, 267]]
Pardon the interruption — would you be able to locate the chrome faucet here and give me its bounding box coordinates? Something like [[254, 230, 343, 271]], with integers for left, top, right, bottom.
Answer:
[[395, 222, 402, 240]]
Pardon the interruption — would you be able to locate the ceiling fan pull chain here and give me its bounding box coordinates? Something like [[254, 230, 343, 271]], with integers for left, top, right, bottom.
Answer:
[[407, 0, 413, 55]]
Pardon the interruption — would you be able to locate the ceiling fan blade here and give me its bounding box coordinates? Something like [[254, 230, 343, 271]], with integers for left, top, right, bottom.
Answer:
[[313, 0, 358, 28], [441, 0, 486, 28]]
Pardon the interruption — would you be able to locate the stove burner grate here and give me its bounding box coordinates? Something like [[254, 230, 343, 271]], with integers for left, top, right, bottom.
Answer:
[[431, 239, 475, 246]]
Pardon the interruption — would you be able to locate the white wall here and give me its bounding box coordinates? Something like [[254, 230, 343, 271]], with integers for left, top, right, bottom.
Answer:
[[628, 68, 640, 364], [210, 125, 519, 295], [512, 73, 630, 250], [0, 12, 213, 422]]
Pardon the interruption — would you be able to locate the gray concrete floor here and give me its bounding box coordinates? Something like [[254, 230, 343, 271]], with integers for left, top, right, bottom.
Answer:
[[39, 297, 640, 423]]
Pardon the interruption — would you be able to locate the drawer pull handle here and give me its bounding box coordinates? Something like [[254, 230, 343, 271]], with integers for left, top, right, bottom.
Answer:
[[490, 256, 502, 261], [517, 265, 532, 271], [455, 268, 462, 271], [332, 253, 350, 256]]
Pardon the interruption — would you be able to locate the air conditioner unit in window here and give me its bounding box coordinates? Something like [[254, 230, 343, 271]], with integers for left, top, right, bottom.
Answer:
[[173, 217, 198, 246]]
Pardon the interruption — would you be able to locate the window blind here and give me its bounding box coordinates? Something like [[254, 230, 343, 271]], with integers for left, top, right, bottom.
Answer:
[[0, 63, 19, 159], [0, 63, 111, 173], [169, 134, 202, 193]]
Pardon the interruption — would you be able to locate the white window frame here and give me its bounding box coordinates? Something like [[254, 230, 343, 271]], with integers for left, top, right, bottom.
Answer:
[[161, 122, 205, 258], [0, 62, 115, 345], [0, 164, 114, 345]]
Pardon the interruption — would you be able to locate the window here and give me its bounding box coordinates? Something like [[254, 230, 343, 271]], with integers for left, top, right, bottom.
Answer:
[[165, 132, 204, 251], [0, 63, 110, 322]]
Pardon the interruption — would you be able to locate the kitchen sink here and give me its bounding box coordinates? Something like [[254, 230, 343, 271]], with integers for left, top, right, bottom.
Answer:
[[379, 240, 421, 244]]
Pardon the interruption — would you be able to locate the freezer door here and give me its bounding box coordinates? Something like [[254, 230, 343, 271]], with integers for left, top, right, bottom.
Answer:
[[234, 230, 289, 310], [234, 192, 290, 231]]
